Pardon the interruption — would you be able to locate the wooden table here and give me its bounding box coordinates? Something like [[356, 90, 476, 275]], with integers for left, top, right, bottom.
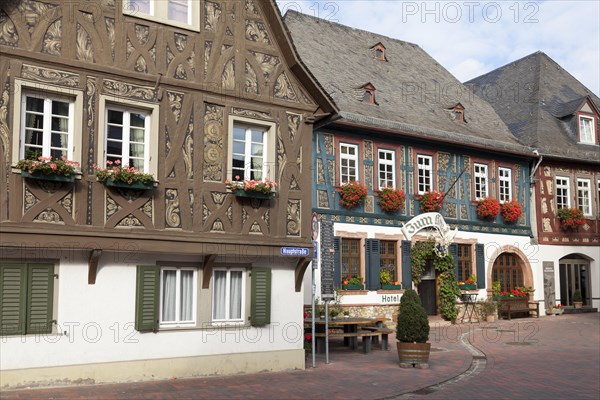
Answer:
[[305, 318, 381, 353]]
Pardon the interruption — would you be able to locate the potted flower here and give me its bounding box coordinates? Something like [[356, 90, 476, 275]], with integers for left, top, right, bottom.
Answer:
[[458, 274, 477, 290], [501, 199, 523, 223], [481, 299, 497, 322], [95, 160, 156, 189], [396, 289, 431, 367], [380, 270, 401, 290], [572, 290, 583, 309], [16, 156, 80, 182], [377, 187, 406, 213], [476, 197, 501, 220], [546, 303, 563, 315], [557, 208, 585, 231], [342, 275, 365, 290], [418, 190, 444, 213], [338, 181, 367, 209], [226, 176, 277, 199]]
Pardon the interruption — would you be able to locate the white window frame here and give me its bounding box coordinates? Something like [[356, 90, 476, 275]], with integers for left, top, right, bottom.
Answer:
[[577, 178, 592, 216], [498, 167, 512, 203], [578, 115, 595, 144], [227, 116, 276, 182], [378, 149, 395, 189], [123, 0, 200, 32], [340, 143, 359, 184], [474, 163, 489, 200], [98, 95, 159, 177], [104, 106, 151, 172], [159, 266, 197, 327], [212, 267, 246, 324], [231, 124, 266, 181], [12, 79, 84, 167], [417, 154, 433, 194], [555, 176, 570, 209]]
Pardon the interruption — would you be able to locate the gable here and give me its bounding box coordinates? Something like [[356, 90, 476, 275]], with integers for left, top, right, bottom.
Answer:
[[580, 102, 594, 114]]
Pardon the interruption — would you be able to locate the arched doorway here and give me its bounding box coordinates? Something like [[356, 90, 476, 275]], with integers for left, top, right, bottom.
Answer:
[[559, 255, 591, 306], [492, 253, 524, 292]]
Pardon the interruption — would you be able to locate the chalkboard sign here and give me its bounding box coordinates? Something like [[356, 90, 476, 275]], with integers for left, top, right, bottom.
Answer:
[[320, 220, 335, 300]]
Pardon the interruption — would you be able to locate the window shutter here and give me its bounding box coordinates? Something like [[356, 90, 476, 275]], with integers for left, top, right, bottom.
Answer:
[[251, 267, 271, 326], [0, 264, 27, 336], [333, 237, 341, 289], [365, 239, 381, 290], [448, 243, 459, 280], [401, 240, 412, 290], [135, 265, 159, 333], [476, 244, 485, 288], [26, 264, 54, 334]]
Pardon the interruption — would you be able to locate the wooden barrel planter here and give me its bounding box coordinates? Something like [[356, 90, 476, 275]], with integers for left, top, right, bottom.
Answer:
[[396, 342, 431, 365]]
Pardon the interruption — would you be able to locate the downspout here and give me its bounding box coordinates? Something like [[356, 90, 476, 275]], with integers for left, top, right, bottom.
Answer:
[[529, 150, 543, 242]]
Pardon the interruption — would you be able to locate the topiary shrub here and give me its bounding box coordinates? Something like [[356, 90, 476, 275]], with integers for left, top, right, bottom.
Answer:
[[396, 289, 430, 343]]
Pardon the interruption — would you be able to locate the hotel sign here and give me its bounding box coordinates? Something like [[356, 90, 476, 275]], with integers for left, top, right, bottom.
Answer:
[[400, 212, 457, 242]]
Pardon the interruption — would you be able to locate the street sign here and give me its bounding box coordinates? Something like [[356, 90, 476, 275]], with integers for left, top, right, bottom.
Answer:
[[280, 247, 310, 257]]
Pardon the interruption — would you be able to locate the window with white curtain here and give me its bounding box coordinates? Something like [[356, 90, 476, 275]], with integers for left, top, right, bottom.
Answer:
[[105, 107, 150, 171], [21, 94, 74, 161], [340, 143, 358, 183], [577, 179, 591, 216], [212, 268, 245, 323], [417, 154, 433, 194], [124, 0, 199, 30], [556, 177, 570, 209], [578, 116, 595, 144], [160, 267, 196, 326], [378, 149, 395, 189]]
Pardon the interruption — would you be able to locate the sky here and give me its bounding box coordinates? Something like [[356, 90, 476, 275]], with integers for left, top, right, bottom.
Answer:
[[276, 1, 600, 96]]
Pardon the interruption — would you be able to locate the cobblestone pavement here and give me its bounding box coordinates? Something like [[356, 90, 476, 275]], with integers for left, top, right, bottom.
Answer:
[[1, 314, 598, 399]]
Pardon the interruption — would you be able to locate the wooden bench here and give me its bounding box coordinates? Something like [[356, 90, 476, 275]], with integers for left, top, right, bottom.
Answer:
[[314, 330, 380, 353], [362, 326, 394, 350], [498, 298, 540, 320]]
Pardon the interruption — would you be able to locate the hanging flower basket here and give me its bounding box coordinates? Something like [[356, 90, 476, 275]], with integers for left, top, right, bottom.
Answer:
[[338, 181, 367, 209], [557, 207, 585, 230], [16, 156, 79, 182], [501, 199, 523, 223], [476, 197, 500, 220], [377, 187, 406, 213], [419, 190, 444, 213]]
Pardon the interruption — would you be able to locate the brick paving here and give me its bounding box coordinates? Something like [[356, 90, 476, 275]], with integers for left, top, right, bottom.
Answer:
[[1, 314, 598, 399]]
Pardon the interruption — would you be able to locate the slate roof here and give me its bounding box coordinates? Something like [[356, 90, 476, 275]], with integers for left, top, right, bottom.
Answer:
[[283, 11, 531, 156], [467, 52, 600, 164]]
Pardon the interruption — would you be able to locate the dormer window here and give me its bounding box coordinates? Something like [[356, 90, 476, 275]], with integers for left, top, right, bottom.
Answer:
[[371, 43, 386, 61], [451, 103, 465, 123], [576, 98, 598, 144], [361, 83, 377, 105]]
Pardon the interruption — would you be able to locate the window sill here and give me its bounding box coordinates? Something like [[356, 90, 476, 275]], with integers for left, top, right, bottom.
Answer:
[[158, 323, 250, 332]]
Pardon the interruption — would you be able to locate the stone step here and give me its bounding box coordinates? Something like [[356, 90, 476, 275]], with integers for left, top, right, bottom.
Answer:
[[563, 307, 598, 314]]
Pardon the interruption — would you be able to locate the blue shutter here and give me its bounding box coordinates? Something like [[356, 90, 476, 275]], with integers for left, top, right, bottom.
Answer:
[[365, 239, 381, 290], [449, 243, 459, 280], [333, 237, 341, 289], [476, 244, 485, 288], [401, 240, 412, 290]]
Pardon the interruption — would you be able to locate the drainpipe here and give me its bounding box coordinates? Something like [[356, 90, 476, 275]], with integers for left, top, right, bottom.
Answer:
[[529, 150, 543, 243]]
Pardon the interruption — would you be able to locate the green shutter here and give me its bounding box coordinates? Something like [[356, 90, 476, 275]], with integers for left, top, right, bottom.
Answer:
[[401, 240, 412, 289], [135, 265, 159, 332], [365, 239, 381, 290], [26, 264, 54, 334], [251, 267, 271, 326], [476, 244, 486, 288], [0, 264, 27, 335]]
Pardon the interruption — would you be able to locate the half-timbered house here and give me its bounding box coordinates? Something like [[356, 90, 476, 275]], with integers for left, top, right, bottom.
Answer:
[[0, 0, 334, 387]]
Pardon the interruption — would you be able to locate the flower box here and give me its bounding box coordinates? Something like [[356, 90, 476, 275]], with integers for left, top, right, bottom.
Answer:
[[459, 284, 477, 290], [21, 170, 76, 183], [342, 284, 365, 290], [381, 284, 402, 290], [232, 189, 275, 199], [104, 177, 155, 190]]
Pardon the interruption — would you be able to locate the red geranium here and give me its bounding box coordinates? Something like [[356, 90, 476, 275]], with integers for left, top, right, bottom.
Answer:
[[419, 190, 444, 213], [377, 187, 406, 213], [476, 197, 501, 220], [557, 207, 585, 230], [339, 181, 368, 209], [501, 199, 523, 223]]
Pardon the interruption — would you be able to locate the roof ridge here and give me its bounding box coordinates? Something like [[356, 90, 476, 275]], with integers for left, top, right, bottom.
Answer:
[[283, 10, 421, 50]]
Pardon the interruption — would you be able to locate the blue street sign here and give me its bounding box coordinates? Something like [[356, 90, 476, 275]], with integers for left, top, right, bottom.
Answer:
[[280, 247, 310, 257]]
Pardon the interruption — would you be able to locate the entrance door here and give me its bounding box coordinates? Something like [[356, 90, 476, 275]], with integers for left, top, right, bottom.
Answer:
[[418, 260, 437, 315], [559, 258, 591, 306]]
